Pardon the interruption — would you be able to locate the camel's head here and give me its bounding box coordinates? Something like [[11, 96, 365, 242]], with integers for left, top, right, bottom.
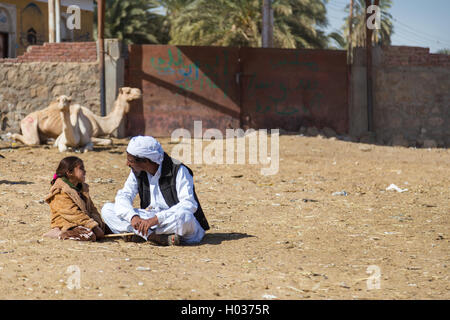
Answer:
[[119, 87, 142, 108], [57, 95, 72, 111]]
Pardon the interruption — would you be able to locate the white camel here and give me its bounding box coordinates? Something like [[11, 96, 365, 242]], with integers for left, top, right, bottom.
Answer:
[[53, 96, 93, 153], [12, 87, 142, 146]]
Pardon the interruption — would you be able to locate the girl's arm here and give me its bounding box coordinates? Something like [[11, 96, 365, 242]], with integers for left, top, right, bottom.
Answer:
[[50, 192, 99, 230]]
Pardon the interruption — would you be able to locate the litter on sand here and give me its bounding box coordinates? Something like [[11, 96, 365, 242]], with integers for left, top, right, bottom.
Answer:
[[332, 191, 348, 196], [136, 267, 151, 271], [386, 184, 408, 193]]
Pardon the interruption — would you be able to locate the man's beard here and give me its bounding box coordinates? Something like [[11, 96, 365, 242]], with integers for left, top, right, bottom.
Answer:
[[129, 166, 141, 175]]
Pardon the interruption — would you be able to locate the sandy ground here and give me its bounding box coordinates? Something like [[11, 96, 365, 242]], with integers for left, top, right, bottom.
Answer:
[[0, 134, 448, 300]]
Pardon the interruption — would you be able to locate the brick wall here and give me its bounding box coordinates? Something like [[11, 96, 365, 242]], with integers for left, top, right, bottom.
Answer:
[[352, 46, 450, 147], [382, 46, 450, 67], [0, 42, 100, 134], [0, 42, 97, 63]]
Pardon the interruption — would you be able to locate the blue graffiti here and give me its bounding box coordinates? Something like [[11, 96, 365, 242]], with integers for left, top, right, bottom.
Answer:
[[150, 48, 228, 97]]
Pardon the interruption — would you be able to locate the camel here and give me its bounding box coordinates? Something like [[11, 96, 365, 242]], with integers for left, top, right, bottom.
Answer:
[[54, 95, 76, 152], [81, 87, 142, 139], [12, 87, 142, 146], [53, 96, 93, 153], [12, 99, 63, 146]]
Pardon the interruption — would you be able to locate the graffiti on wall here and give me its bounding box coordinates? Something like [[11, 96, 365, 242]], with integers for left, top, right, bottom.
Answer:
[[271, 52, 319, 72], [149, 48, 232, 98], [148, 47, 326, 117], [245, 76, 324, 117], [243, 50, 324, 117]]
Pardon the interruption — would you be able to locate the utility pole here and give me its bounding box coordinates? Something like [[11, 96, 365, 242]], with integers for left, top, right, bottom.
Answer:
[[262, 0, 273, 48], [365, 0, 374, 132], [347, 0, 354, 137], [348, 0, 354, 64], [97, 0, 106, 116]]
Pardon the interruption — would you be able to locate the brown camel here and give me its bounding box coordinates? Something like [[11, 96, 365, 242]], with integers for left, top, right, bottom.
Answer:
[[12, 87, 142, 146]]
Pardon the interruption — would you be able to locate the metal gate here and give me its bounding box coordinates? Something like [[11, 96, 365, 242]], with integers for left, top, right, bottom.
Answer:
[[125, 45, 348, 136], [239, 48, 348, 133]]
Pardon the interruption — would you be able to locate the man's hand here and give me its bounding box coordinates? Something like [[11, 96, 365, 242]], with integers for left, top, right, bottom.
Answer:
[[92, 226, 104, 240], [131, 215, 142, 230], [136, 216, 159, 236]]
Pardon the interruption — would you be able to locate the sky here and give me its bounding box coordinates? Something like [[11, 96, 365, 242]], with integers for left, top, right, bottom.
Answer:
[[325, 0, 450, 53]]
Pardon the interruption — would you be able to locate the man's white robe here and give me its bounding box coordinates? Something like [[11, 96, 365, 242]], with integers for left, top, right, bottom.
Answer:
[[101, 165, 205, 244]]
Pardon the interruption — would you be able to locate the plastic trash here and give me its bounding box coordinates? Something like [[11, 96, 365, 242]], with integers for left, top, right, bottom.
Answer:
[[386, 184, 408, 193], [262, 294, 277, 300], [136, 267, 151, 271], [332, 191, 348, 196]]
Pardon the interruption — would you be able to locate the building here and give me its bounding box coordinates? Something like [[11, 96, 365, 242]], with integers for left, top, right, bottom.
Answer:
[[0, 0, 94, 58]]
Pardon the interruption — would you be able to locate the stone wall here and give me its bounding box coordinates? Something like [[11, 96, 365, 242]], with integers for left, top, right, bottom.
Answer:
[[351, 46, 450, 147], [0, 42, 99, 133]]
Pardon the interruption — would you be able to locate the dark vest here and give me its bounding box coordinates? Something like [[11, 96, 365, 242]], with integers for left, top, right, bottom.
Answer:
[[135, 152, 210, 231]]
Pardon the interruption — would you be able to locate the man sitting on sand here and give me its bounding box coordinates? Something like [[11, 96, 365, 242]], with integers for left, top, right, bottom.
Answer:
[[101, 136, 209, 245]]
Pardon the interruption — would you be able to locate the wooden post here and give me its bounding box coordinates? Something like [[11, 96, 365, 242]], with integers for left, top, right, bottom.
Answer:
[[348, 0, 354, 64], [97, 0, 106, 116], [365, 0, 374, 132], [347, 0, 354, 138]]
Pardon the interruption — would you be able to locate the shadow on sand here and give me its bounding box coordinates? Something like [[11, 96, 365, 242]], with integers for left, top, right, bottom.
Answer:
[[100, 232, 255, 246], [199, 232, 255, 245], [0, 180, 34, 185]]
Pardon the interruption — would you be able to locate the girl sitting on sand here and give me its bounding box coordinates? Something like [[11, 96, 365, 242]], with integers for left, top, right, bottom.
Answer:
[[43, 156, 106, 241]]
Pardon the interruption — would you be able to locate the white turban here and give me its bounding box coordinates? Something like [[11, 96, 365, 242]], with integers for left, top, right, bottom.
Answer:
[[126, 136, 164, 165]]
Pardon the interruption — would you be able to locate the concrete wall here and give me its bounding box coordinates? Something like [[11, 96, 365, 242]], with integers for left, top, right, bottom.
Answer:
[[104, 39, 126, 137], [352, 46, 450, 147], [0, 41, 99, 133]]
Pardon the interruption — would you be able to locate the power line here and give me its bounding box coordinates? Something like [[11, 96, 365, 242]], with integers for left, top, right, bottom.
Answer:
[[393, 27, 450, 48], [328, 14, 346, 21], [326, 4, 347, 22], [327, 2, 346, 12], [329, 1, 450, 43], [329, 0, 350, 7], [327, 16, 346, 28], [326, 6, 450, 48], [391, 18, 450, 48], [393, 30, 432, 47], [392, 17, 450, 44]]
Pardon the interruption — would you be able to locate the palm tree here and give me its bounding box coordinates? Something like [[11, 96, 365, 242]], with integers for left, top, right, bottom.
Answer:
[[164, 0, 331, 49], [282, 0, 330, 49], [171, 0, 265, 47], [327, 30, 346, 49], [342, 0, 394, 48], [94, 0, 165, 44], [154, 0, 197, 45], [437, 48, 450, 55]]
